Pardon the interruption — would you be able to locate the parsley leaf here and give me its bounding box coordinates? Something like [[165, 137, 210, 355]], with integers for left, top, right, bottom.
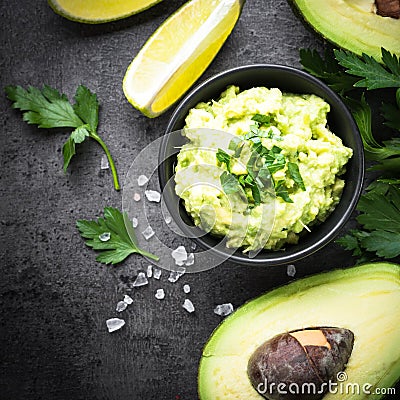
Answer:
[[357, 185, 400, 233], [275, 180, 293, 203], [5, 84, 120, 190], [76, 207, 159, 265], [382, 89, 400, 131], [73, 85, 99, 131], [220, 171, 242, 195], [288, 162, 306, 191], [251, 184, 261, 206], [337, 183, 400, 259], [251, 113, 273, 125], [216, 148, 232, 172], [299, 49, 358, 93], [5, 84, 83, 128], [62, 125, 90, 171], [344, 95, 400, 166], [334, 48, 400, 90]]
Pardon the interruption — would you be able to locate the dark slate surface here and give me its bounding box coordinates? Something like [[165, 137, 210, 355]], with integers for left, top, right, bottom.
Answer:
[[0, 1, 398, 399]]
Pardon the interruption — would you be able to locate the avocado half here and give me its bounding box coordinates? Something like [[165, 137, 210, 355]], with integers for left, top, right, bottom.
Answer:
[[289, 0, 400, 60], [198, 262, 400, 399]]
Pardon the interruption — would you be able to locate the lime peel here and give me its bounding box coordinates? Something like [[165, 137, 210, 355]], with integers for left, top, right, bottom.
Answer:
[[48, 0, 164, 24]]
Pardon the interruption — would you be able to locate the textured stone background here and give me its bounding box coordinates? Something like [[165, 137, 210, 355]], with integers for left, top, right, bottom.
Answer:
[[0, 1, 398, 399]]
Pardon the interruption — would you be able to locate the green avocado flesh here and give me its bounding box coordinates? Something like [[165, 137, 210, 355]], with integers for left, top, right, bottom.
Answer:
[[198, 262, 400, 399], [290, 0, 400, 60]]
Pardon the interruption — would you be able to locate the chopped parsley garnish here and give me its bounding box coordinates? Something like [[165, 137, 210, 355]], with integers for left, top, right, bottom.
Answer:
[[220, 171, 242, 195], [251, 113, 274, 125], [216, 148, 232, 171], [218, 118, 306, 205], [287, 162, 306, 191]]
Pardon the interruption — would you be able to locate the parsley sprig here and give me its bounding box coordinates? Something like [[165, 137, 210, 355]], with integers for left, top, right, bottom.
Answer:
[[77, 207, 159, 265], [217, 116, 305, 205], [300, 47, 400, 260], [5, 84, 120, 190]]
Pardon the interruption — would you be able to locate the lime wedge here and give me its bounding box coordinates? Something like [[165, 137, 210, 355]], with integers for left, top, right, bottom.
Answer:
[[48, 0, 163, 24], [123, 0, 245, 118]]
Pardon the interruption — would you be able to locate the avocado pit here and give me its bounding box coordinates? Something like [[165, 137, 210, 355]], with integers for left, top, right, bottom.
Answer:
[[247, 327, 354, 400], [375, 0, 400, 19]]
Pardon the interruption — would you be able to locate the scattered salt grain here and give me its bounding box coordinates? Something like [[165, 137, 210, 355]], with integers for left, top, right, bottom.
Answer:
[[106, 318, 125, 333], [287, 264, 296, 277], [190, 242, 197, 251], [99, 232, 111, 242], [145, 190, 161, 203], [132, 272, 148, 287], [185, 252, 195, 266], [214, 303, 234, 317], [100, 155, 109, 170], [142, 226, 155, 240], [133, 193, 141, 202], [182, 299, 195, 313], [137, 174, 149, 187], [123, 295, 133, 305], [164, 215, 172, 224], [168, 267, 186, 283], [147, 265, 153, 278], [153, 267, 161, 280], [183, 284, 191, 294], [131, 217, 138, 228], [171, 245, 188, 266], [116, 301, 127, 312], [155, 288, 165, 300]]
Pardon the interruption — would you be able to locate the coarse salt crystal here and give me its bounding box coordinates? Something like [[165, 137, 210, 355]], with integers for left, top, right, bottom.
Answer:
[[171, 245, 187, 266], [137, 175, 149, 187], [145, 190, 161, 203], [155, 288, 165, 300], [147, 265, 153, 278], [183, 284, 190, 294], [182, 299, 195, 313], [153, 267, 161, 280], [99, 232, 111, 242], [132, 217, 138, 228], [123, 295, 133, 305], [116, 301, 127, 312], [133, 193, 141, 202], [185, 252, 195, 266], [142, 226, 155, 240], [132, 272, 148, 287], [287, 264, 296, 277], [100, 155, 109, 170], [168, 267, 186, 283], [214, 303, 234, 317], [106, 318, 125, 333]]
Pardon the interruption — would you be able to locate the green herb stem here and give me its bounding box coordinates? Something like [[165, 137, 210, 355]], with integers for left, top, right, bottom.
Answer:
[[90, 132, 120, 191], [138, 249, 160, 262]]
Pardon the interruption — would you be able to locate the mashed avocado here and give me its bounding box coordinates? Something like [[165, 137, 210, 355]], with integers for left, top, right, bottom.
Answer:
[[174, 85, 352, 252]]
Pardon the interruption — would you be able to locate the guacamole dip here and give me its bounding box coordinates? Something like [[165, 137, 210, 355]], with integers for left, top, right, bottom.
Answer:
[[174, 86, 353, 252]]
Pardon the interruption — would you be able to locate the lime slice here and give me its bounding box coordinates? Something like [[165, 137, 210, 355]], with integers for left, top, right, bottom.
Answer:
[[48, 0, 163, 24], [123, 0, 245, 118]]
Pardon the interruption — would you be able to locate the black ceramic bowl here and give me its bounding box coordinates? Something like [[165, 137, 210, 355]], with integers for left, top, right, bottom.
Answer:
[[158, 64, 364, 266]]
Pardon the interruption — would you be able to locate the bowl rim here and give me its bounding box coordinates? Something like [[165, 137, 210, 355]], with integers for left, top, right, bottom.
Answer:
[[159, 63, 365, 266]]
